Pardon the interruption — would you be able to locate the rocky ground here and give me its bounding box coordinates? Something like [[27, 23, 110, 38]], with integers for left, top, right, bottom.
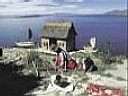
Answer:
[[25, 59, 127, 96], [0, 48, 127, 96]]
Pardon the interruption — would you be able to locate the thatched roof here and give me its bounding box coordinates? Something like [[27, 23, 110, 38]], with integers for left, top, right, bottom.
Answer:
[[42, 21, 76, 39]]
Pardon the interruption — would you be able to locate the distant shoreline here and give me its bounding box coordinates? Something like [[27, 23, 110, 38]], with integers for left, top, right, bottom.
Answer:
[[0, 14, 127, 19]]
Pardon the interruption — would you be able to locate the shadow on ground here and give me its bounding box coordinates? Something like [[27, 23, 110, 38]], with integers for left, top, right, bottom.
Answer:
[[0, 62, 40, 96]]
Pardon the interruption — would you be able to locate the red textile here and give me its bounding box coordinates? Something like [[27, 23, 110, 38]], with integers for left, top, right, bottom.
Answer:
[[86, 83, 123, 96], [53, 57, 78, 70], [67, 59, 78, 70]]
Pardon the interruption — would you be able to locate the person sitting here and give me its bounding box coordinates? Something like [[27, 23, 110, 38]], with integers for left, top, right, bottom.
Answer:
[[84, 57, 98, 72], [54, 75, 70, 88]]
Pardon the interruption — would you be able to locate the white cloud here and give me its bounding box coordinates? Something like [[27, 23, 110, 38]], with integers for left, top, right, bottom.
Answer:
[[0, 0, 24, 3], [0, 1, 103, 16], [0, 0, 126, 16], [0, 0, 85, 16], [0, 4, 55, 16], [64, 0, 84, 3]]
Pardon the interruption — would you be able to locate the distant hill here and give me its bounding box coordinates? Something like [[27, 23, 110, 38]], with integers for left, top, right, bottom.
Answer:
[[105, 9, 127, 16], [53, 10, 128, 16], [0, 9, 127, 18]]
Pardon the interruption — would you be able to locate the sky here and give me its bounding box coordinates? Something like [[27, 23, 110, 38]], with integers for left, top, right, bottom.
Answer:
[[0, 0, 127, 16]]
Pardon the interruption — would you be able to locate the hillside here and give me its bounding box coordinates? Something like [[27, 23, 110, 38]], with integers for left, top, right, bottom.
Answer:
[[105, 9, 127, 16]]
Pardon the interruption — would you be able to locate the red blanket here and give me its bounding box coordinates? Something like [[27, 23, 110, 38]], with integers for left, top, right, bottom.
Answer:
[[86, 83, 123, 96]]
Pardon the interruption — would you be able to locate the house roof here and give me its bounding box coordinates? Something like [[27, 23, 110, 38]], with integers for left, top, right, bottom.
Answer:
[[42, 21, 76, 39]]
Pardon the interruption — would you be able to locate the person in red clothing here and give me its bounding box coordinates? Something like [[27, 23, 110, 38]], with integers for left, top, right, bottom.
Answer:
[[55, 47, 68, 71]]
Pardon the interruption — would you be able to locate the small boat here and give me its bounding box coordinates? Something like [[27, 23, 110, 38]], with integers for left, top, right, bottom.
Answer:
[[15, 41, 35, 47], [15, 28, 35, 48]]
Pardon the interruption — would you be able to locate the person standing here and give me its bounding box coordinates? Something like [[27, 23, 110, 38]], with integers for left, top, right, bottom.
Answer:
[[55, 47, 69, 71]]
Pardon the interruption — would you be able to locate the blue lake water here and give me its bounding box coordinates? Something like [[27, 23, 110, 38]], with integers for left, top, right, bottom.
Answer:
[[0, 15, 127, 56]]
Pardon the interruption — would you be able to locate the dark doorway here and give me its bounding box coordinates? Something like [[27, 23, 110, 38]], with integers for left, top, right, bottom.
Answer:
[[49, 38, 57, 51]]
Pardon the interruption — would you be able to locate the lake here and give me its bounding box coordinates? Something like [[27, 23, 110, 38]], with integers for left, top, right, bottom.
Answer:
[[0, 15, 127, 56]]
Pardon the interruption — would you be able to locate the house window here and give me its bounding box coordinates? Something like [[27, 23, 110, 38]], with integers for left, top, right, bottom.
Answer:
[[58, 42, 64, 47], [62, 43, 64, 47], [43, 42, 46, 46], [58, 42, 61, 46], [43, 41, 48, 46]]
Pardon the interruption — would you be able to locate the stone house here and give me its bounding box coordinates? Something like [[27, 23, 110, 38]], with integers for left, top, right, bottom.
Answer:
[[41, 21, 77, 51]]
